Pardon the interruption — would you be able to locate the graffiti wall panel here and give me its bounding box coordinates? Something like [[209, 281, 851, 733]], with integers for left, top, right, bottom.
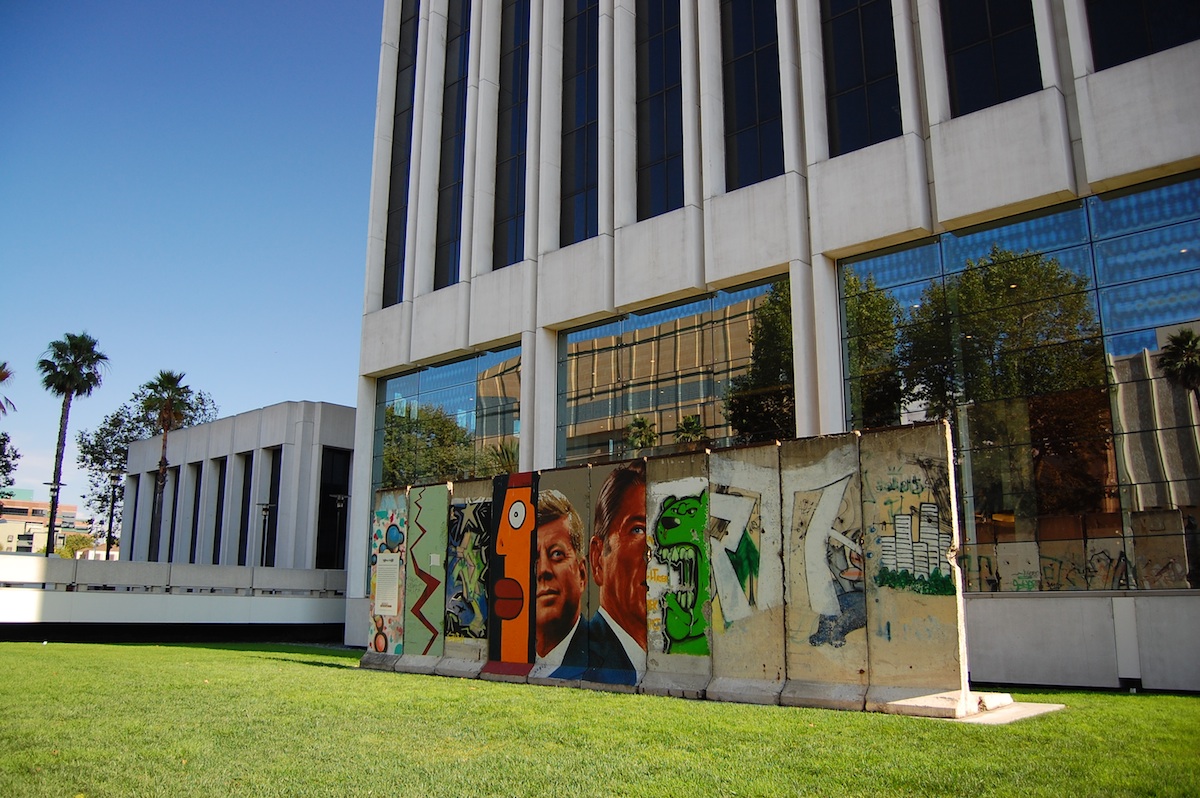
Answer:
[[1131, 510, 1191, 589], [859, 421, 968, 698], [402, 484, 449, 658], [780, 434, 869, 703], [445, 479, 494, 655], [485, 472, 538, 675], [531, 466, 593, 681], [643, 452, 710, 695], [708, 443, 785, 690], [996, 540, 1040, 591], [582, 460, 650, 687], [369, 489, 408, 655]]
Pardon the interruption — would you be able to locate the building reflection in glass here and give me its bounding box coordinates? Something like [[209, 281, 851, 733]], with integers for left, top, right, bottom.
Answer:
[[841, 173, 1200, 591]]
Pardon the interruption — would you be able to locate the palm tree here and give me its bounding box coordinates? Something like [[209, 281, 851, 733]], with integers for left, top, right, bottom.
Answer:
[[142, 370, 193, 561], [626, 415, 658, 452], [1158, 328, 1200, 417], [38, 332, 108, 555], [0, 361, 15, 415], [674, 414, 706, 444]]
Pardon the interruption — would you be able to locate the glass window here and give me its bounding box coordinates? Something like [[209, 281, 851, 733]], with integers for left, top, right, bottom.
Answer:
[[1085, 0, 1200, 72], [434, 1, 472, 289], [493, 0, 531, 269], [561, 0, 600, 246], [720, 0, 785, 190], [383, 0, 422, 307], [636, 0, 684, 220], [557, 279, 792, 464], [841, 173, 1200, 592], [940, 0, 1041, 117], [821, 0, 902, 157], [373, 346, 521, 489]]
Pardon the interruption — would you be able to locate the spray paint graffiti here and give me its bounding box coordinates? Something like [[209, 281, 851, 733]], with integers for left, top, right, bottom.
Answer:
[[446, 499, 491, 638], [792, 475, 866, 648], [867, 457, 956, 596], [653, 491, 710, 655], [708, 488, 763, 624], [370, 489, 407, 654]]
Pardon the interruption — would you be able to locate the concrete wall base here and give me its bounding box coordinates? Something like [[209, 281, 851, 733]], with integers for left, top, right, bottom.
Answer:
[[779, 680, 867, 711], [706, 677, 783, 705]]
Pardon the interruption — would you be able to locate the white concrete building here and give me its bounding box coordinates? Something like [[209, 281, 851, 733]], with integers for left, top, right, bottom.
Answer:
[[124, 401, 355, 571], [347, 1, 1200, 685]]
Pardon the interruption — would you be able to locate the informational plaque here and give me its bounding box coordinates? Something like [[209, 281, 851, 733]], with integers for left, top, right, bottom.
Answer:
[[375, 552, 402, 616]]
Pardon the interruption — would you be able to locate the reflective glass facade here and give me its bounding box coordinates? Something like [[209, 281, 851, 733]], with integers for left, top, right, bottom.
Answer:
[[821, 0, 902, 156], [493, 0, 531, 270], [434, 0, 472, 289], [561, 0, 600, 246], [841, 174, 1200, 591], [636, 0, 684, 220], [1085, 0, 1200, 71], [940, 0, 1041, 117], [374, 347, 521, 489], [720, 0, 784, 190], [557, 280, 793, 464]]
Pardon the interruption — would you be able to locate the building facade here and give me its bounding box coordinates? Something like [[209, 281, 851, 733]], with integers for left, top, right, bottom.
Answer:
[[348, 0, 1200, 636], [124, 402, 355, 570], [0, 489, 91, 554]]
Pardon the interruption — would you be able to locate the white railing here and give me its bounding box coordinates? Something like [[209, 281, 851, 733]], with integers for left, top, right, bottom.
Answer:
[[0, 554, 345, 597]]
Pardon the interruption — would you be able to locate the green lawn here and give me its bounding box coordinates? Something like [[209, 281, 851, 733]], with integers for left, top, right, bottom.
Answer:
[[1, 642, 1196, 797]]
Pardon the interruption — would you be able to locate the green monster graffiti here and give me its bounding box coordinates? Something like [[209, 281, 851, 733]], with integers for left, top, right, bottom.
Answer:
[[654, 492, 711, 655]]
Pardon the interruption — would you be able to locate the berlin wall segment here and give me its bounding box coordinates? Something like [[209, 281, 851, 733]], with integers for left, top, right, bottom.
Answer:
[[362, 421, 968, 713]]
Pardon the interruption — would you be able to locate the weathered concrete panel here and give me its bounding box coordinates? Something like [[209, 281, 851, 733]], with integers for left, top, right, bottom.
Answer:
[[398, 484, 449, 671], [707, 443, 785, 705], [859, 422, 968, 711], [367, 489, 407, 656], [780, 433, 868, 710], [642, 453, 709, 697]]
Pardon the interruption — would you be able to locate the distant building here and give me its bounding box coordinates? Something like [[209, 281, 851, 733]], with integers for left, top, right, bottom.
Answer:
[[0, 489, 92, 554], [122, 402, 355, 570]]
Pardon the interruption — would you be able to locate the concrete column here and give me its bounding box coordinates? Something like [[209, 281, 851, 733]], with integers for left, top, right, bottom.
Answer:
[[599, 0, 617, 238], [412, 1, 449, 297], [776, 0, 805, 176], [613, 0, 637, 229], [457, 0, 486, 282], [470, 0, 502, 278], [537, 0, 564, 257], [347, 376, 379, 599], [796, 0, 828, 165], [530, 326, 559, 470], [680, 0, 704, 211], [697, 0, 725, 199], [524, 0, 545, 262], [915, 0, 951, 126], [363, 0, 403, 313]]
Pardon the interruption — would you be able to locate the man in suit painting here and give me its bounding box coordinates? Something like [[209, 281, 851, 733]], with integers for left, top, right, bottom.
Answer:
[[583, 460, 648, 684], [533, 490, 590, 675]]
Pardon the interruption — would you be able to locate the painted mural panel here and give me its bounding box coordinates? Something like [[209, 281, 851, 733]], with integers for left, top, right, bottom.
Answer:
[[486, 472, 538, 673], [531, 466, 592, 681], [369, 488, 408, 655], [585, 459, 650, 686], [404, 484, 449, 657], [709, 443, 785, 683], [859, 422, 966, 693], [446, 481, 493, 642], [781, 434, 868, 688]]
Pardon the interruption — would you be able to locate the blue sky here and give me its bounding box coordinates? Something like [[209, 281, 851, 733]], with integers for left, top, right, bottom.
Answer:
[[0, 1, 384, 514]]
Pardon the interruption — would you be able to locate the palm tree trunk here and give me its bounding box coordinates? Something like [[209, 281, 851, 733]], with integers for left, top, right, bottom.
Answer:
[[45, 393, 73, 556], [149, 430, 170, 561]]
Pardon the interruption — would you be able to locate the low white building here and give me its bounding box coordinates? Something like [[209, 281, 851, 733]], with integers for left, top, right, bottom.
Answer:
[[123, 401, 355, 570]]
